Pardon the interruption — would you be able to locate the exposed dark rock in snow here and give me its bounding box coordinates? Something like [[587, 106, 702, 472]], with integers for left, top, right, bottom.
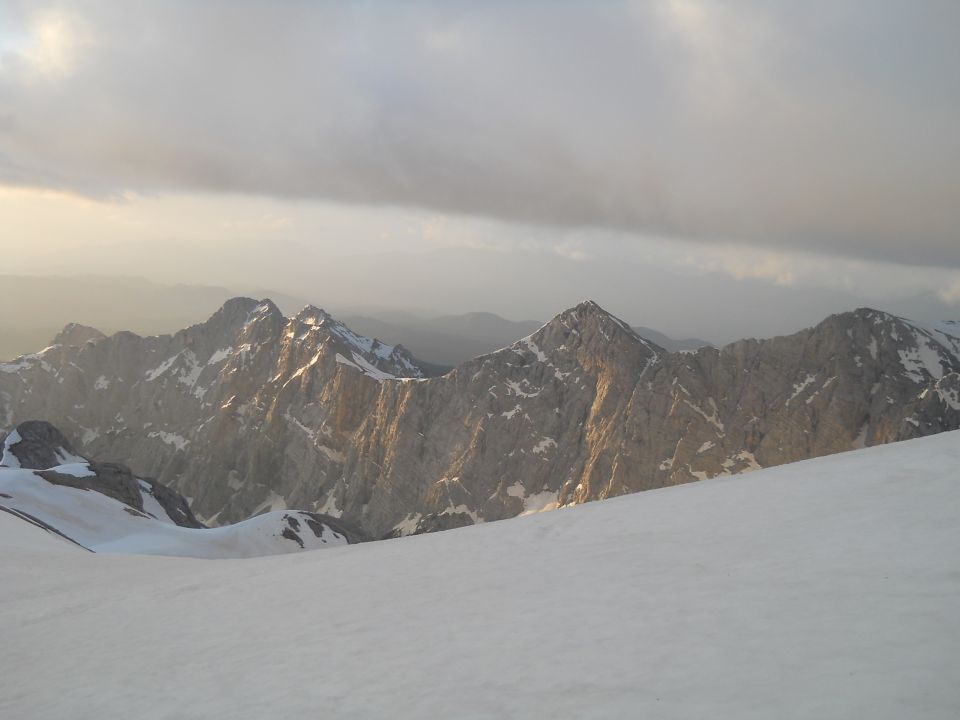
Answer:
[[0, 421, 356, 557], [2, 420, 84, 470]]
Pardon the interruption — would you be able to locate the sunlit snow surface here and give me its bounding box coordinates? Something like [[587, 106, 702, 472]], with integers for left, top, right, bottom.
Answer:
[[2, 432, 959, 719]]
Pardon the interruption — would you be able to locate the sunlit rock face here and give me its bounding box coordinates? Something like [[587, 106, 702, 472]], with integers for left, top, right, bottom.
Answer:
[[1, 298, 958, 538]]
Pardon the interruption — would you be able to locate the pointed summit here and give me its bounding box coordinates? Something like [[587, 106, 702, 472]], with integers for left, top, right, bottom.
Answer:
[[555, 299, 616, 325], [572, 299, 605, 313], [214, 296, 262, 319], [495, 299, 664, 376], [559, 300, 636, 334], [51, 323, 106, 348], [294, 305, 332, 326], [194, 297, 284, 349], [250, 298, 282, 318], [539, 300, 666, 357]]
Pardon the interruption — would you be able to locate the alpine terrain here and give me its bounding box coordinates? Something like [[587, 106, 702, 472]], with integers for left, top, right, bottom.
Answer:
[[1, 298, 958, 538]]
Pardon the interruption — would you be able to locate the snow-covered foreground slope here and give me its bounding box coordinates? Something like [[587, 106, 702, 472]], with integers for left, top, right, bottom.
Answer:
[[0, 465, 349, 557], [3, 432, 959, 719]]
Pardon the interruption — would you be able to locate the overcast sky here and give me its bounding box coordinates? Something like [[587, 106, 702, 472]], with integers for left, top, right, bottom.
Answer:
[[1, 0, 958, 339]]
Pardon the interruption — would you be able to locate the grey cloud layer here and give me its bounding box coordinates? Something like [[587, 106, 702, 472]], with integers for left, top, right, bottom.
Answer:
[[1, 0, 958, 266]]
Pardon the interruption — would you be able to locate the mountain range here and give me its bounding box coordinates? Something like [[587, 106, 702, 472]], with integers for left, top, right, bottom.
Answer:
[[0, 274, 708, 367], [340, 312, 711, 365], [1, 297, 958, 539]]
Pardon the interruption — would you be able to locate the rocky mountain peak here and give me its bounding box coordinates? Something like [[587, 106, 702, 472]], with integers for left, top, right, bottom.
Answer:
[[293, 305, 333, 326], [215, 297, 283, 328], [242, 298, 285, 329], [564, 299, 619, 324], [232, 298, 287, 347], [51, 323, 107, 348], [826, 307, 960, 384], [209, 296, 263, 324], [523, 300, 664, 370], [191, 297, 279, 348]]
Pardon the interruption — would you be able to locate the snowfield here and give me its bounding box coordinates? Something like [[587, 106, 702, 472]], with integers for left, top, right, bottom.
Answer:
[[2, 432, 959, 719]]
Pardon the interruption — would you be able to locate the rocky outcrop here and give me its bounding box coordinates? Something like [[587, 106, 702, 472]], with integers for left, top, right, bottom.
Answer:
[[37, 463, 146, 512], [0, 420, 204, 526], [139, 475, 204, 529], [0, 419, 85, 469], [1, 299, 957, 539], [0, 420, 360, 555]]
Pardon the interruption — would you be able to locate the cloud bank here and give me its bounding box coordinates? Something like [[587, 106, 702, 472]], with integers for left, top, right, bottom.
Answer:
[[1, 0, 958, 266]]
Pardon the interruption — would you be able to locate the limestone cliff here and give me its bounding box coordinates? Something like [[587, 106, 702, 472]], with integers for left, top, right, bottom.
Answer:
[[1, 299, 957, 538]]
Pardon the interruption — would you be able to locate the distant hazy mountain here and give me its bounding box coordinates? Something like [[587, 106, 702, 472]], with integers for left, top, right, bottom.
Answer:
[[339, 311, 542, 367], [632, 326, 712, 352], [2, 298, 957, 540], [0, 275, 240, 360], [343, 312, 713, 364]]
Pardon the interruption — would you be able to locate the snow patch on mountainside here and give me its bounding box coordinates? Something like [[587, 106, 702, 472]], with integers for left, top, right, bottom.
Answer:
[[787, 373, 816, 404], [148, 430, 189, 452], [896, 317, 960, 382], [145, 352, 182, 381], [207, 347, 232, 365], [335, 352, 395, 381]]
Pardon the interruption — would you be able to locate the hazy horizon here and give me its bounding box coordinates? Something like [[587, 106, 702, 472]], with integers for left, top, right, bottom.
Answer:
[[0, 270, 955, 358]]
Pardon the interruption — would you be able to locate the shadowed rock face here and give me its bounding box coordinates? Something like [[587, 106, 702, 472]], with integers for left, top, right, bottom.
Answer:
[[294, 511, 366, 545], [2, 420, 83, 470], [139, 476, 204, 529], [277, 511, 365, 546], [1, 299, 958, 539], [38, 463, 145, 512]]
